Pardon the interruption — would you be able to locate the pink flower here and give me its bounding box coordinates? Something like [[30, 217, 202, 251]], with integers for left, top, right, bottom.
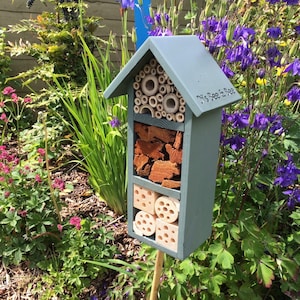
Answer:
[[37, 148, 46, 156], [0, 176, 5, 182], [23, 97, 32, 104], [11, 93, 19, 103], [57, 224, 63, 232], [0, 101, 4, 107], [35, 174, 42, 183], [0, 113, 8, 123], [2, 86, 16, 95], [52, 178, 65, 191], [4, 191, 10, 198], [69, 216, 82, 230], [18, 210, 27, 217]]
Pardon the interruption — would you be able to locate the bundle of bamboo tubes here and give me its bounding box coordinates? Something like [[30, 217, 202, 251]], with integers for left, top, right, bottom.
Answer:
[[133, 58, 186, 123]]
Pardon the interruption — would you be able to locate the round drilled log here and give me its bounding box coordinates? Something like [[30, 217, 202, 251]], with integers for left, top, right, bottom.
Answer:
[[155, 196, 179, 223], [163, 94, 179, 114], [139, 104, 155, 117], [141, 75, 159, 96], [134, 210, 156, 236]]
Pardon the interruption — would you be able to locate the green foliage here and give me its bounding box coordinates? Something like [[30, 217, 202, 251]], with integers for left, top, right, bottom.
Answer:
[[36, 216, 120, 299], [54, 35, 128, 215], [8, 0, 101, 86], [0, 28, 11, 89]]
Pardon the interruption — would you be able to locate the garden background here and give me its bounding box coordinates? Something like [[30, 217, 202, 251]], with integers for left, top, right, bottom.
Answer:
[[0, 0, 299, 299]]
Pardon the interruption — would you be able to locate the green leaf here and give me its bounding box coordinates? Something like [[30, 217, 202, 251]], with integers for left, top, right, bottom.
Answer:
[[257, 260, 275, 288], [179, 259, 195, 276], [217, 249, 234, 269]]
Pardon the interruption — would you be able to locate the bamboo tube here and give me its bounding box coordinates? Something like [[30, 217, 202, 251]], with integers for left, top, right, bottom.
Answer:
[[134, 105, 140, 114], [139, 104, 155, 117], [176, 113, 185, 123], [150, 68, 157, 76], [156, 104, 163, 111], [162, 111, 167, 117], [156, 64, 164, 74], [141, 75, 159, 96], [149, 96, 158, 108], [149, 58, 157, 68], [139, 70, 146, 78], [166, 113, 175, 121], [133, 81, 140, 90], [143, 64, 151, 74], [179, 105, 185, 113], [134, 98, 142, 106], [155, 111, 162, 119], [156, 93, 163, 102], [163, 94, 179, 114], [141, 95, 149, 105], [158, 75, 166, 85], [179, 97, 185, 105], [158, 85, 167, 95], [135, 90, 142, 98], [176, 91, 182, 98], [135, 74, 141, 82], [167, 78, 173, 85]]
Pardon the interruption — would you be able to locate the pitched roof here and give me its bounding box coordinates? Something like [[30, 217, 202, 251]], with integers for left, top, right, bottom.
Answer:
[[104, 35, 241, 117]]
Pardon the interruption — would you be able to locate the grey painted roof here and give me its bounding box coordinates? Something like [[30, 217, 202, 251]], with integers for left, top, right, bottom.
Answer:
[[104, 35, 241, 117]]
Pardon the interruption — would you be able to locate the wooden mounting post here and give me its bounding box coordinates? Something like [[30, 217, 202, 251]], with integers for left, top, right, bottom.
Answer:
[[149, 250, 164, 300]]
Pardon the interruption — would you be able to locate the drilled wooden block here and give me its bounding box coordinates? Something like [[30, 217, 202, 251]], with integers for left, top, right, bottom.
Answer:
[[133, 184, 160, 214], [133, 210, 156, 236], [154, 196, 179, 223], [156, 218, 178, 252]]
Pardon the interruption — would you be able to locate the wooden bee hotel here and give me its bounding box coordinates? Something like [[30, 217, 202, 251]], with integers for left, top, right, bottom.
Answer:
[[104, 36, 241, 260]]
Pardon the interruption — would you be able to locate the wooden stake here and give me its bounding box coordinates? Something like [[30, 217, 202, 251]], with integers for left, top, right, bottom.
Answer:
[[149, 250, 164, 300]]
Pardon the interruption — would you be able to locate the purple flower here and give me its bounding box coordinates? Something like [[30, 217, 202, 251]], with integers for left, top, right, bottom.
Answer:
[[274, 154, 300, 187], [266, 27, 282, 39], [221, 62, 235, 78], [148, 27, 173, 36], [119, 0, 134, 9], [223, 135, 247, 151], [295, 26, 300, 35], [283, 0, 299, 4], [258, 69, 266, 78], [283, 188, 300, 209], [233, 26, 256, 43], [228, 112, 249, 128], [286, 86, 300, 102], [109, 117, 121, 128], [226, 44, 257, 71], [268, 114, 284, 135], [284, 59, 300, 76], [266, 46, 282, 67], [252, 113, 269, 130], [266, 0, 280, 3]]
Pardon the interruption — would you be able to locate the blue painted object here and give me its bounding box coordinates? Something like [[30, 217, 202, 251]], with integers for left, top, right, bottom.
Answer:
[[134, 0, 151, 49]]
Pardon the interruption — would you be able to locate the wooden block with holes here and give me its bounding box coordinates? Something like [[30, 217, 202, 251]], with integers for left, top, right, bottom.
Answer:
[[133, 184, 160, 214], [156, 218, 178, 252], [133, 210, 156, 236]]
